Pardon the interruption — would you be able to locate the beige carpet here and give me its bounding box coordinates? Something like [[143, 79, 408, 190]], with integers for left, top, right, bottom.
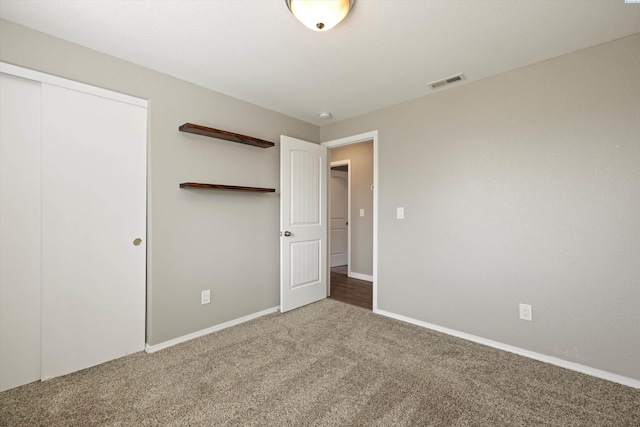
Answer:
[[1, 299, 638, 426]]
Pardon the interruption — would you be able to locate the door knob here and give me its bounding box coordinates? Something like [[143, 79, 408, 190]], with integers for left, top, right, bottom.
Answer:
[[133, 238, 142, 246], [283, 231, 292, 237]]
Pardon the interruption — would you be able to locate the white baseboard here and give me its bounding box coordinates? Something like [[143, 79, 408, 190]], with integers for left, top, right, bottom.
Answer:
[[374, 308, 639, 389], [145, 306, 279, 354], [348, 271, 373, 282]]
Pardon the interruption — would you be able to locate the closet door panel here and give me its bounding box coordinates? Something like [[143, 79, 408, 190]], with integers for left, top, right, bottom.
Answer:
[[41, 83, 146, 380], [0, 73, 42, 391]]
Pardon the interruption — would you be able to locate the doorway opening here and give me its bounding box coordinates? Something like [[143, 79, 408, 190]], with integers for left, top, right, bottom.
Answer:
[[328, 159, 371, 309], [323, 133, 377, 311]]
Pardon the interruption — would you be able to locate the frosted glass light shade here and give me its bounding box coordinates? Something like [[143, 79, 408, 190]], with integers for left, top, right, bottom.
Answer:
[[286, 0, 354, 32]]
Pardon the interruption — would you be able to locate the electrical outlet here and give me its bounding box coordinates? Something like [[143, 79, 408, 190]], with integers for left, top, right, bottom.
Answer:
[[519, 303, 532, 321], [360, 209, 365, 217], [201, 290, 211, 305]]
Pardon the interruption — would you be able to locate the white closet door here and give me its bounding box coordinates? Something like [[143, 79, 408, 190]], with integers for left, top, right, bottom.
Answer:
[[41, 83, 147, 380], [0, 73, 42, 391], [330, 169, 348, 267]]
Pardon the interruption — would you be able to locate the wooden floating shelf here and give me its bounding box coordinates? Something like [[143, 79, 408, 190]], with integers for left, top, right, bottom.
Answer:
[[180, 182, 275, 193], [179, 123, 275, 148]]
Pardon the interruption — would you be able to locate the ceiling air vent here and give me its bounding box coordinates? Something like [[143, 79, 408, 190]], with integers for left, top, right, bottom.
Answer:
[[428, 73, 466, 90]]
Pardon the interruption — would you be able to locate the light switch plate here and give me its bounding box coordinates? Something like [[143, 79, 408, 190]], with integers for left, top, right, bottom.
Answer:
[[360, 209, 364, 217], [397, 207, 404, 219]]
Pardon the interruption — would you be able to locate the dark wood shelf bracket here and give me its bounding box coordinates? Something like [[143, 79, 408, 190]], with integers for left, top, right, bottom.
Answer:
[[180, 182, 276, 193], [179, 123, 275, 148]]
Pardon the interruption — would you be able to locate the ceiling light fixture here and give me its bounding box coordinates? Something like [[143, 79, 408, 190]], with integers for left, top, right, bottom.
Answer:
[[285, 0, 356, 32]]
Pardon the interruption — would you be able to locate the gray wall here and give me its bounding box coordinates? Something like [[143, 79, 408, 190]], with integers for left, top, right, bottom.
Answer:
[[330, 142, 373, 277], [2, 17, 638, 381], [321, 34, 640, 380], [0, 19, 319, 346]]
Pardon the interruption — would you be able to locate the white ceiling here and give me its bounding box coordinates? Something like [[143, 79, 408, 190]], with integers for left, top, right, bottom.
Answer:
[[1, 1, 639, 126]]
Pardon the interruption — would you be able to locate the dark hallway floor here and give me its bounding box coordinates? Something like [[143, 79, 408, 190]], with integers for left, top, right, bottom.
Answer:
[[329, 267, 372, 310]]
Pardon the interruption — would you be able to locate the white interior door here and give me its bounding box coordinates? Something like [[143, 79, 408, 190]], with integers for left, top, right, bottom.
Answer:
[[330, 169, 348, 267], [40, 83, 147, 380], [0, 73, 42, 391], [280, 136, 327, 313]]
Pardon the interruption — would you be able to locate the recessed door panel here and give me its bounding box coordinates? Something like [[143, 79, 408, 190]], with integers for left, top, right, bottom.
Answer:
[[290, 150, 321, 226], [290, 240, 321, 288]]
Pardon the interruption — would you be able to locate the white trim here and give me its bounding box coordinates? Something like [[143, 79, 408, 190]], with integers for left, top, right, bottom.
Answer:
[[0, 62, 147, 107], [322, 131, 379, 311], [375, 309, 640, 389], [348, 272, 373, 282], [145, 306, 279, 353]]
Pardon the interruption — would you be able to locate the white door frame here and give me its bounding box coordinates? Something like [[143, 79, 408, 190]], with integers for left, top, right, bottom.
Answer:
[[329, 160, 351, 276], [322, 131, 378, 312]]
